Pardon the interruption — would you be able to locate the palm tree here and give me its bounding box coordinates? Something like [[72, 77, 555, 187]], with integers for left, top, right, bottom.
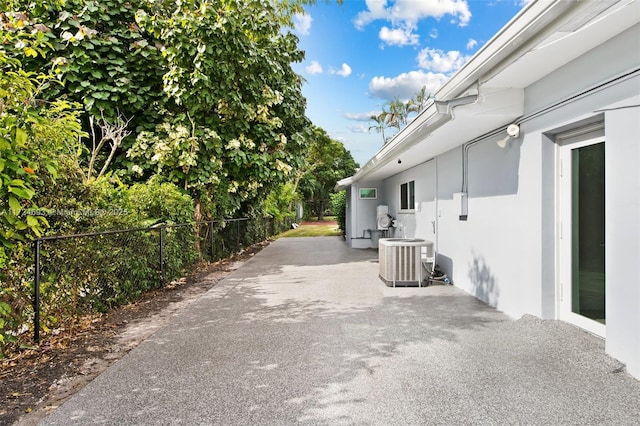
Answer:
[[385, 97, 408, 129], [368, 112, 388, 144], [408, 86, 431, 115], [370, 88, 433, 145]]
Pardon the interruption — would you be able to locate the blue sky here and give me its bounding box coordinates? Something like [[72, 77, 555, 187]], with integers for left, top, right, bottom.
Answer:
[[291, 0, 528, 166]]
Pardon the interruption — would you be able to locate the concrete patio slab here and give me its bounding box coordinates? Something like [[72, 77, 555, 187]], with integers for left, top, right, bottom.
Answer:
[[40, 237, 640, 425]]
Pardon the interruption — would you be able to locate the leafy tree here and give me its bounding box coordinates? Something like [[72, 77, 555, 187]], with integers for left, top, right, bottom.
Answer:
[[330, 190, 347, 234], [2, 0, 167, 130], [0, 47, 85, 350], [129, 0, 311, 219], [4, 0, 314, 220], [297, 127, 358, 220], [0, 50, 84, 267], [385, 96, 410, 130], [264, 182, 298, 220]]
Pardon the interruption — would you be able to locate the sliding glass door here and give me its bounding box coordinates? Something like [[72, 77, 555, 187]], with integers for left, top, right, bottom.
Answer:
[[559, 136, 605, 336]]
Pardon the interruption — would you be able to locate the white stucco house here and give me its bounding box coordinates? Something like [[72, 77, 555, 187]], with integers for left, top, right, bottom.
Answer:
[[336, 0, 640, 379]]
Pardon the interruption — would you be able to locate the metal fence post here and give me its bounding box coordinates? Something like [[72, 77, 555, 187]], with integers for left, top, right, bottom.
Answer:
[[209, 221, 214, 260], [159, 227, 164, 285], [236, 220, 240, 250], [33, 239, 41, 344]]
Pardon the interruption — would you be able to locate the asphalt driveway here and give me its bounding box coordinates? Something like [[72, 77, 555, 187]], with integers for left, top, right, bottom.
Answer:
[[40, 237, 640, 425]]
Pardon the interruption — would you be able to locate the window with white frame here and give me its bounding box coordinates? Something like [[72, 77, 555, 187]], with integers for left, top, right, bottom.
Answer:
[[359, 188, 377, 199], [400, 180, 415, 211]]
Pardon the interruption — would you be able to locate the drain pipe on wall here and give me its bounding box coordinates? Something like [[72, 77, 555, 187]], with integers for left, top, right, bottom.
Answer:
[[460, 128, 505, 221], [432, 81, 481, 222], [435, 155, 440, 255]]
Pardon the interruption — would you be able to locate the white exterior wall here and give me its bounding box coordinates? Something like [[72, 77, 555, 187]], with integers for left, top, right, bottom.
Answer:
[[430, 148, 463, 286], [381, 160, 437, 242], [605, 104, 640, 379], [344, 181, 384, 249], [463, 138, 542, 317], [344, 186, 352, 242], [422, 132, 545, 318]]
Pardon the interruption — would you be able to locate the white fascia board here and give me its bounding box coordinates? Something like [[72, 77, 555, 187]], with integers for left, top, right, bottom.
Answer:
[[335, 176, 354, 191]]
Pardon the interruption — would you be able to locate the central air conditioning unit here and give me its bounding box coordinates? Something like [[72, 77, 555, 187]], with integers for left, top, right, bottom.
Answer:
[[377, 205, 391, 230], [379, 238, 433, 287]]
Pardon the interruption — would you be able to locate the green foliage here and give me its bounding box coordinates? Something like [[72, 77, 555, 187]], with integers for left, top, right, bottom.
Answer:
[[87, 176, 195, 228], [34, 178, 196, 315], [264, 183, 298, 219], [330, 191, 347, 234], [2, 0, 167, 130], [297, 126, 358, 219], [0, 176, 197, 355], [127, 119, 234, 214], [127, 177, 195, 225], [132, 0, 311, 216], [3, 0, 314, 218], [0, 237, 37, 357], [0, 49, 85, 264], [0, 46, 85, 356]]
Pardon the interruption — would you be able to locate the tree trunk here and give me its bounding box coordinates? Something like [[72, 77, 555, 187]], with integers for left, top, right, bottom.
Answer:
[[317, 200, 325, 221], [289, 173, 303, 212]]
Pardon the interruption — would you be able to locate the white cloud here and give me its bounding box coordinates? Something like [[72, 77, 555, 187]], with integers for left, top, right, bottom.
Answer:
[[466, 38, 478, 50], [429, 28, 438, 39], [354, 0, 472, 30], [330, 63, 352, 77], [349, 124, 370, 133], [305, 60, 323, 75], [336, 63, 352, 77], [416, 48, 469, 73], [293, 13, 312, 36], [344, 111, 380, 121], [369, 70, 447, 100], [354, 0, 388, 29], [379, 25, 419, 46]]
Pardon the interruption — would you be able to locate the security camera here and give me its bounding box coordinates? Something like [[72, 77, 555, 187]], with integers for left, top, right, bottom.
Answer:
[[507, 124, 520, 138]]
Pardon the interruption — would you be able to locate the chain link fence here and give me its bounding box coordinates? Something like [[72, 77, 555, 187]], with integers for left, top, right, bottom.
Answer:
[[29, 216, 292, 343]]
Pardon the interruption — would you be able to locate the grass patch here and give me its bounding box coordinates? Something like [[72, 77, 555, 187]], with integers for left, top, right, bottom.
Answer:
[[277, 223, 341, 238], [307, 216, 336, 222]]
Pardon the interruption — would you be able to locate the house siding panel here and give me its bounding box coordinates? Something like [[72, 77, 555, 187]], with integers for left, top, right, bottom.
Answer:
[[605, 104, 640, 379]]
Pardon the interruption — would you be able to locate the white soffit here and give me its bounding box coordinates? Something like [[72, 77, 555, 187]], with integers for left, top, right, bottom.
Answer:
[[484, 0, 640, 89]]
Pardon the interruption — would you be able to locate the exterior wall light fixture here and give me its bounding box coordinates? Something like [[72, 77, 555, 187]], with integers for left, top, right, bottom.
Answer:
[[497, 124, 520, 148]]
